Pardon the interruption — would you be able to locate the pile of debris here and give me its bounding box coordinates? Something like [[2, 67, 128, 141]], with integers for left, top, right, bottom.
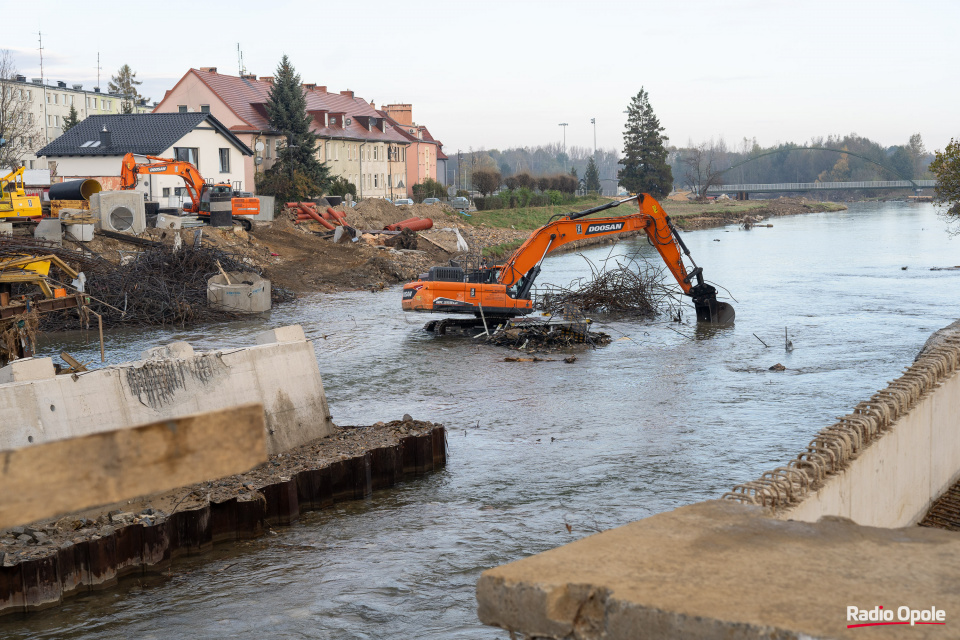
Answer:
[[40, 244, 295, 330], [485, 321, 612, 352], [535, 250, 683, 319]]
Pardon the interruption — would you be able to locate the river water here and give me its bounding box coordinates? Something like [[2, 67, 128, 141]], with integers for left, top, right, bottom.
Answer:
[[4, 202, 959, 639]]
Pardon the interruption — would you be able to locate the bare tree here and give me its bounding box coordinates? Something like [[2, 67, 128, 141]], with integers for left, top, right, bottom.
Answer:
[[0, 51, 41, 172], [681, 142, 725, 199], [472, 168, 501, 196]]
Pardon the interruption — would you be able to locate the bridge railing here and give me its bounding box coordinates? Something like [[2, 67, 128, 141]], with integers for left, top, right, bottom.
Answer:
[[706, 180, 936, 192]]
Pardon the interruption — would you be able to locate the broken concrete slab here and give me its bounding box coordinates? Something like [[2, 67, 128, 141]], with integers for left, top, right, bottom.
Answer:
[[0, 357, 56, 384], [477, 500, 960, 639]]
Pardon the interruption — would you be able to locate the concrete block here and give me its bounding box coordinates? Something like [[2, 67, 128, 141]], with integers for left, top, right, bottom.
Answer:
[[33, 219, 62, 243], [251, 196, 276, 221], [208, 272, 271, 313], [256, 325, 305, 345], [155, 213, 183, 230], [140, 341, 195, 361], [0, 357, 56, 383], [91, 191, 146, 234]]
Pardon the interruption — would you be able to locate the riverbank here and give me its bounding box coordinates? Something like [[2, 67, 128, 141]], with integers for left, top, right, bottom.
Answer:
[[0, 420, 447, 615]]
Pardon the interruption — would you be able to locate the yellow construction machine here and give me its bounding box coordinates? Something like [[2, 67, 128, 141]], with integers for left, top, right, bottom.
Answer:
[[0, 167, 43, 220]]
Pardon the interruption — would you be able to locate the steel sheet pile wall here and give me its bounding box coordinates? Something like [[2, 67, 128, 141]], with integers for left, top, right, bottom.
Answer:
[[0, 427, 446, 615]]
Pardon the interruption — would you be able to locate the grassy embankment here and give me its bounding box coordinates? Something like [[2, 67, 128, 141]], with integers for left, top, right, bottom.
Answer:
[[469, 197, 846, 258]]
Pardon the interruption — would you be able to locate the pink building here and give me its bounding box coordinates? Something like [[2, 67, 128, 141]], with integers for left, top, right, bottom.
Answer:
[[380, 104, 446, 196], [154, 68, 412, 198]]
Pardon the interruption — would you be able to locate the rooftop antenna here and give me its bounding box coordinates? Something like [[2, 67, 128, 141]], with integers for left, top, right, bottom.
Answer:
[[38, 30, 48, 143], [237, 43, 246, 76], [96, 52, 102, 89]]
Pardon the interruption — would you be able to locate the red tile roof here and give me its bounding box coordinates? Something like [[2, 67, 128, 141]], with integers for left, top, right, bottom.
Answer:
[[184, 69, 409, 143]]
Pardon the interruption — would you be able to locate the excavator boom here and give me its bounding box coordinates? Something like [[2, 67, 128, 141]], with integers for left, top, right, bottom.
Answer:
[[119, 153, 259, 219], [401, 193, 734, 324]]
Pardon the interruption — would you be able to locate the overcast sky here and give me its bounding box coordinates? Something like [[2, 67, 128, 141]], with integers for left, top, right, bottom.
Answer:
[[5, 0, 957, 155]]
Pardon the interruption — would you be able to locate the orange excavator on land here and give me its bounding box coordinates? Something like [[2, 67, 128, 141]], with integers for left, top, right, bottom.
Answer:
[[120, 153, 259, 230], [401, 193, 735, 324]]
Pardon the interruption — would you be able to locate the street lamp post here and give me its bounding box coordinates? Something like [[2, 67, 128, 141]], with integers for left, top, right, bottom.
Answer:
[[590, 118, 596, 155], [558, 123, 568, 160]]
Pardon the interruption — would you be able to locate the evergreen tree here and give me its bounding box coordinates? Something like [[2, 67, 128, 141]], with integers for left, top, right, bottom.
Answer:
[[569, 166, 578, 180], [256, 55, 330, 202], [108, 64, 149, 113], [618, 88, 673, 198], [584, 156, 601, 193], [61, 105, 80, 132]]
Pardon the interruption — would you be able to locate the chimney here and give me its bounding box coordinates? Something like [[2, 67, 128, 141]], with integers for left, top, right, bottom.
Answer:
[[303, 83, 316, 91], [94, 87, 101, 93], [57, 81, 66, 88], [15, 75, 25, 82], [318, 86, 327, 93], [385, 104, 413, 126], [199, 67, 218, 73], [260, 76, 274, 84], [99, 126, 111, 148], [370, 101, 376, 110], [241, 73, 257, 81], [340, 90, 354, 98]]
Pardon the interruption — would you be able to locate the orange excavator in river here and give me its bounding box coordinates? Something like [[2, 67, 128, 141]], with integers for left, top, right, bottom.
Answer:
[[120, 153, 259, 230], [401, 193, 735, 324]]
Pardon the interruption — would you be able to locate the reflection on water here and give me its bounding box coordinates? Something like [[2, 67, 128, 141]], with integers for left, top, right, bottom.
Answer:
[[5, 202, 959, 639]]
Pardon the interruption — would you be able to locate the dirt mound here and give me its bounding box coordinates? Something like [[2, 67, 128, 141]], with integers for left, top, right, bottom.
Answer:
[[339, 200, 461, 231]]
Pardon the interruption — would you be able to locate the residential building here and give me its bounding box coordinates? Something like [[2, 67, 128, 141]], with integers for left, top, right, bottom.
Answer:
[[379, 104, 446, 196], [153, 68, 415, 199], [35, 113, 252, 201], [0, 74, 152, 171]]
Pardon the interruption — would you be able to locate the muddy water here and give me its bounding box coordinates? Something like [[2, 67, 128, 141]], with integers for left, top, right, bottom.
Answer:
[[5, 202, 959, 639]]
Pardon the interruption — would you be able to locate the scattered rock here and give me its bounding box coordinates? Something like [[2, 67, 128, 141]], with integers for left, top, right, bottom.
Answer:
[[563, 356, 577, 364], [16, 535, 32, 545], [769, 363, 787, 371], [402, 414, 413, 422]]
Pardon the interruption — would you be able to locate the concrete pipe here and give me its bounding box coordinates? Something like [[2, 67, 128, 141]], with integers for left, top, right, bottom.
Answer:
[[48, 179, 103, 201]]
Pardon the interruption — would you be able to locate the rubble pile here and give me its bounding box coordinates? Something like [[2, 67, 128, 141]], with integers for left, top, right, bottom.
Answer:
[[40, 245, 295, 330]]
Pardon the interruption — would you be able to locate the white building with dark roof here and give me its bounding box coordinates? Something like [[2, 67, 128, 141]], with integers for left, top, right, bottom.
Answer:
[[35, 112, 253, 201]]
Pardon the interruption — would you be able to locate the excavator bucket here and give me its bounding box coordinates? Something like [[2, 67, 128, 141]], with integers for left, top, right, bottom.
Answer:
[[690, 282, 735, 324], [695, 298, 735, 324]]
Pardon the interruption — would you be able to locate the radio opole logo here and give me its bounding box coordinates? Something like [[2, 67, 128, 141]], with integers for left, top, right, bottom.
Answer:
[[847, 605, 946, 629]]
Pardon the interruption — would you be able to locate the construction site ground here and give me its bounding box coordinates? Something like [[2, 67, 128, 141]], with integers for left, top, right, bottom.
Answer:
[[60, 196, 846, 298]]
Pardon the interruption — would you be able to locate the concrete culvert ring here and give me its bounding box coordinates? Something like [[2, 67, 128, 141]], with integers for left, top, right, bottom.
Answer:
[[110, 206, 134, 231]]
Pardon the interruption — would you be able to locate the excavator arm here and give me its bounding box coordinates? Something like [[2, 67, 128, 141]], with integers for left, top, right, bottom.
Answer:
[[401, 193, 734, 324], [120, 153, 206, 214]]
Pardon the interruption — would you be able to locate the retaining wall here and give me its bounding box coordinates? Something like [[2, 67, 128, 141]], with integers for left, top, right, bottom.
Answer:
[[0, 427, 446, 616], [724, 328, 960, 528], [0, 325, 334, 455]]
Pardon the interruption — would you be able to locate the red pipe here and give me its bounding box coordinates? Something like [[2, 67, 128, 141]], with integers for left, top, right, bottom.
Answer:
[[386, 217, 433, 232], [327, 207, 347, 224], [297, 203, 335, 229]]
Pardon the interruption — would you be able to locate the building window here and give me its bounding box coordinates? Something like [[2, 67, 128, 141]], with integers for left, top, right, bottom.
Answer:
[[178, 105, 187, 113], [25, 90, 31, 101], [201, 105, 210, 113], [219, 148, 230, 173], [374, 174, 378, 188], [335, 144, 339, 161], [46, 93, 50, 104], [162, 188, 170, 197], [28, 160, 34, 169], [265, 139, 271, 159], [174, 147, 199, 166], [275, 139, 282, 154], [69, 95, 74, 106], [27, 113, 33, 125]]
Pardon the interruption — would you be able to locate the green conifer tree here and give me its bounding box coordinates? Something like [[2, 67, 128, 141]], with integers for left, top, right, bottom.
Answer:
[[584, 156, 601, 193], [618, 88, 673, 198], [256, 55, 331, 202], [61, 105, 80, 132]]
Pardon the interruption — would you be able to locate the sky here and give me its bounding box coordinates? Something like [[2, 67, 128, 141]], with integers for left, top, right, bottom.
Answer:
[[4, 0, 957, 155]]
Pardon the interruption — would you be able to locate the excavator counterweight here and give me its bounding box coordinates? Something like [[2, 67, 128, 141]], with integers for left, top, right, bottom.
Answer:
[[401, 193, 734, 324]]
